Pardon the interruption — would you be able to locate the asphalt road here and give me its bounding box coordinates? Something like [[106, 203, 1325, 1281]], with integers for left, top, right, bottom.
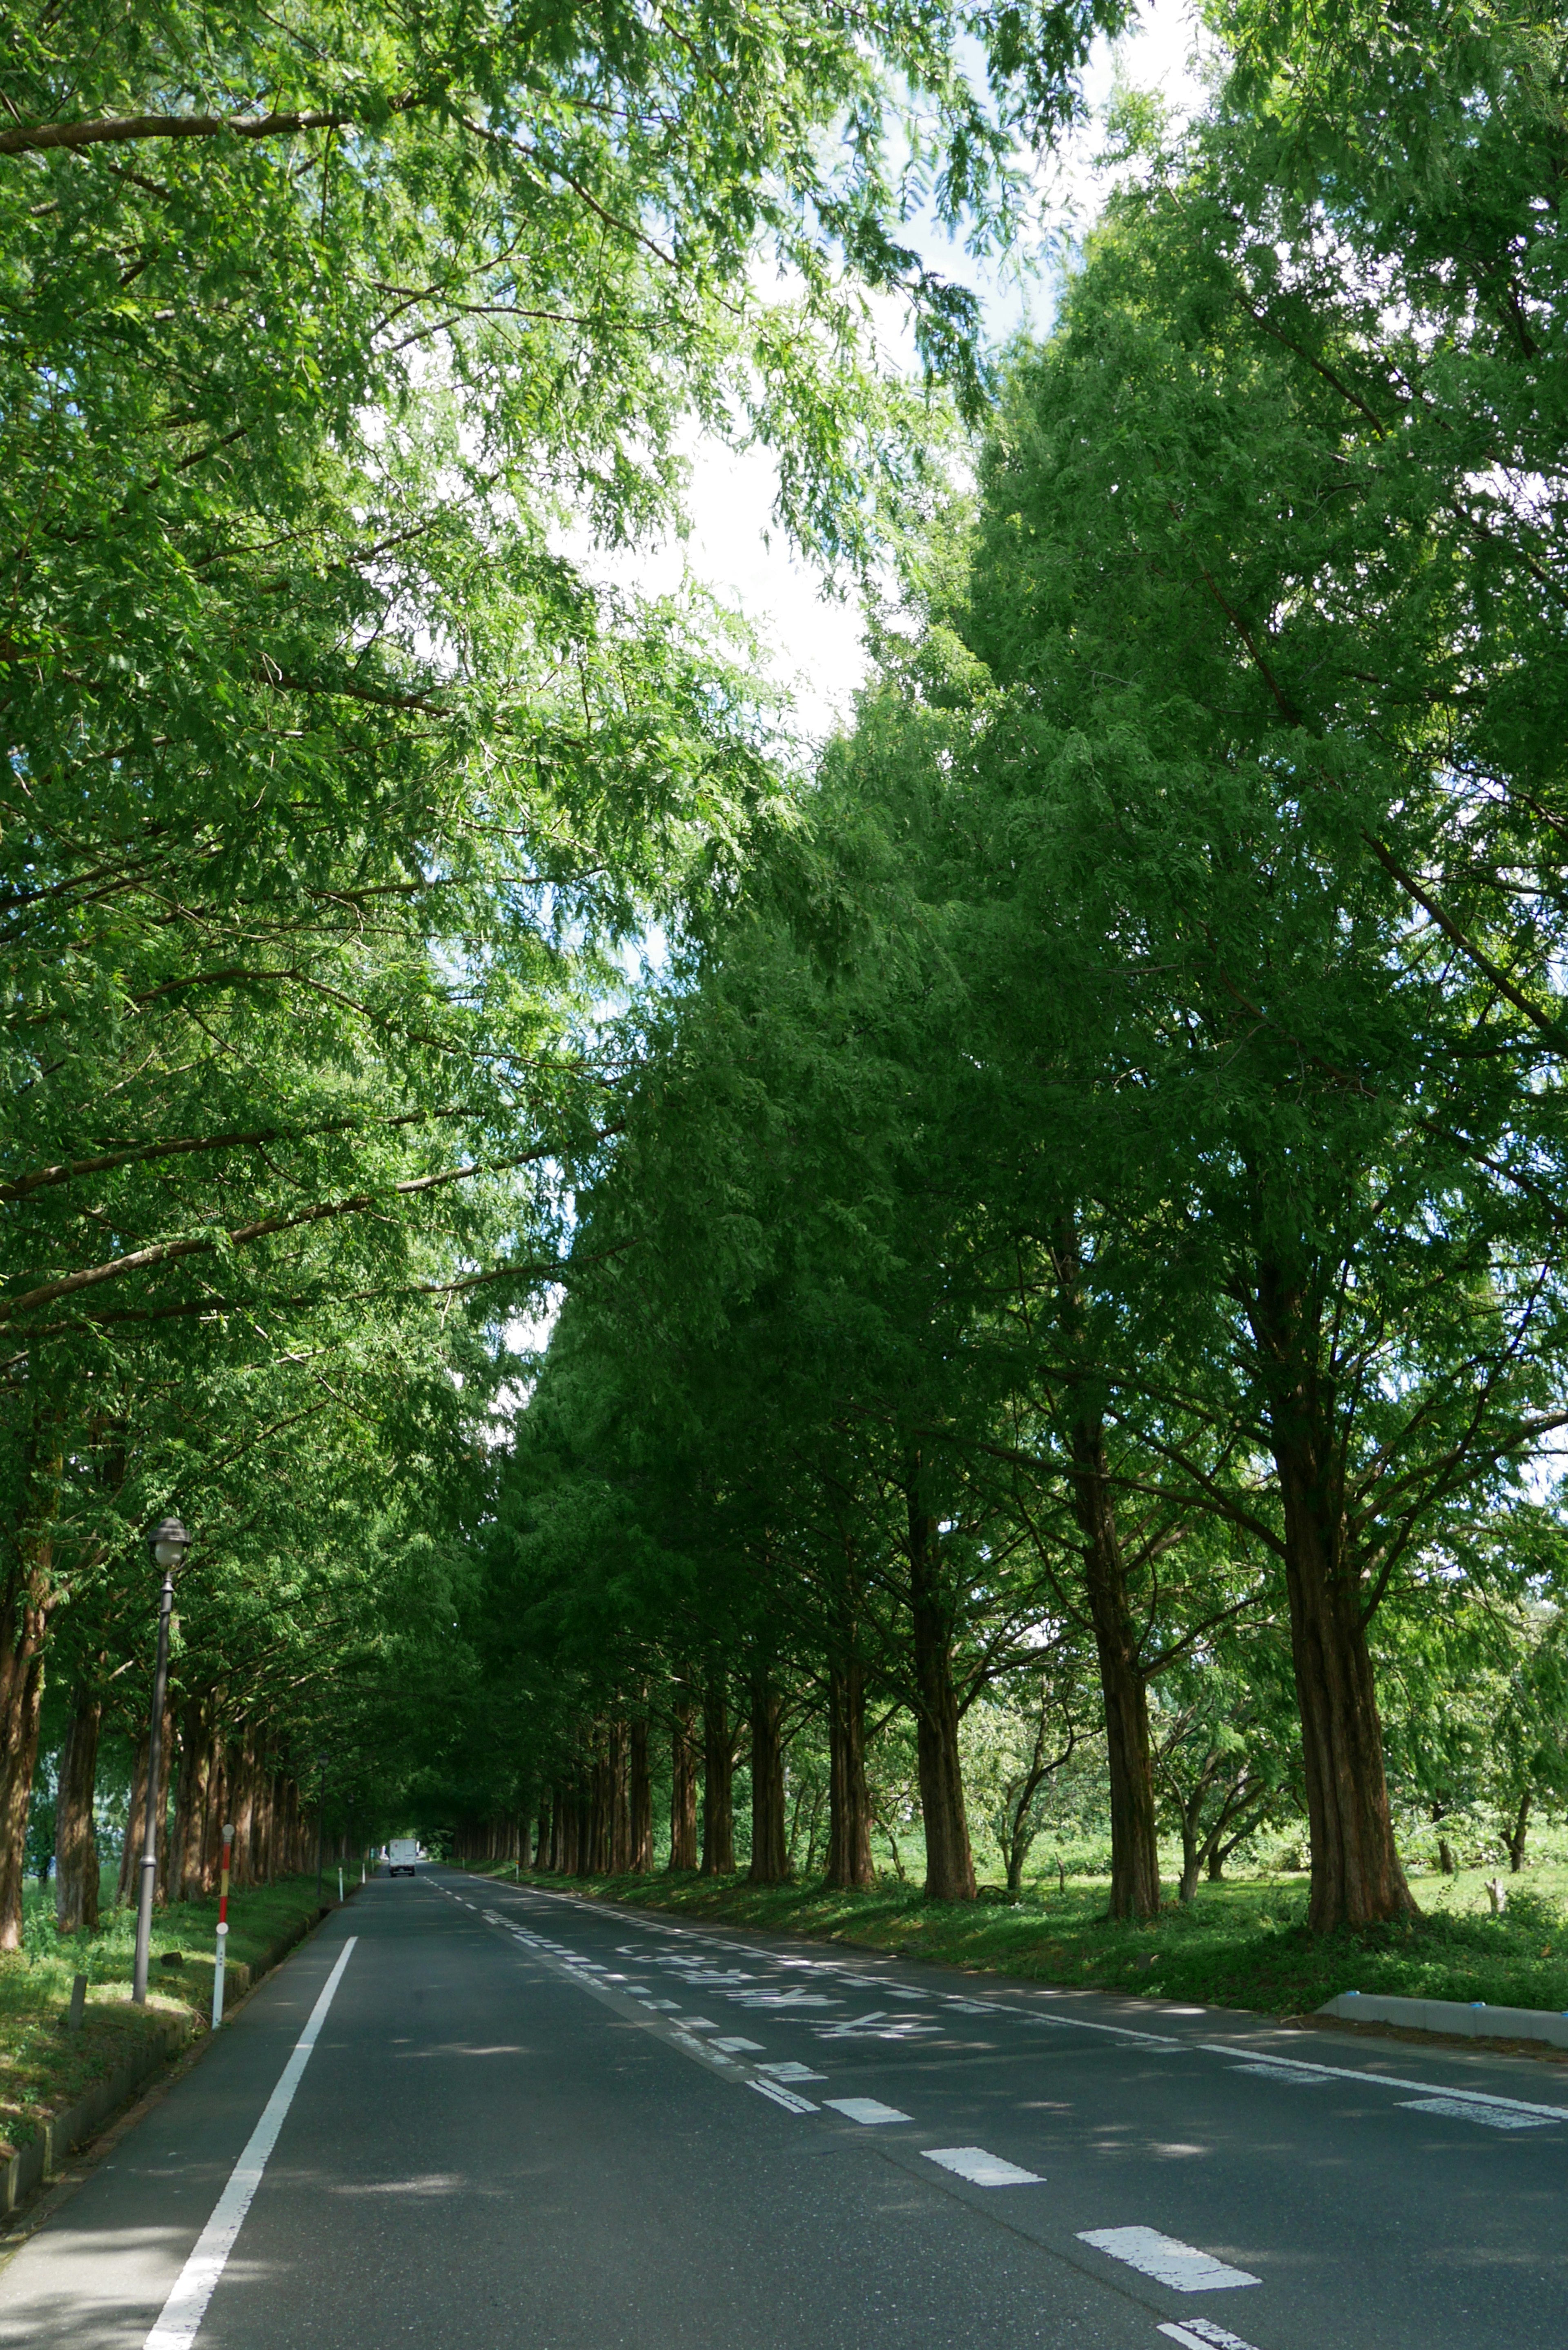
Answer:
[[2, 1869, 1565, 2350]]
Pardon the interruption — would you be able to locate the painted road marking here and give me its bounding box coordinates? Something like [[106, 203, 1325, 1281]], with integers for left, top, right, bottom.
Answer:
[[826, 2098, 911, 2125], [750, 2078, 817, 2114], [922, 2146, 1043, 2186], [673, 2016, 719, 2029], [1158, 2321, 1261, 2350], [1228, 2063, 1325, 2083], [1397, 2096, 1557, 2130], [712, 2036, 764, 2053], [143, 1938, 357, 2350], [757, 2060, 827, 2083], [1078, 2228, 1260, 2292], [1198, 2043, 1568, 2124]]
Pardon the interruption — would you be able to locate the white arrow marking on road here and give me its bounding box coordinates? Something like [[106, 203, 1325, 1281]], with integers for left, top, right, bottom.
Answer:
[[1078, 2228, 1259, 2292], [143, 1938, 356, 2350]]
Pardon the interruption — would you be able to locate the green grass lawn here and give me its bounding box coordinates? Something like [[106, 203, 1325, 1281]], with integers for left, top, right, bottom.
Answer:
[[467, 1858, 1568, 2024], [0, 1870, 343, 2159]]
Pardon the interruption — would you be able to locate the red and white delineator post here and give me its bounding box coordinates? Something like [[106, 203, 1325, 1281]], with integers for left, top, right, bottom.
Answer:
[[213, 1822, 235, 2027]]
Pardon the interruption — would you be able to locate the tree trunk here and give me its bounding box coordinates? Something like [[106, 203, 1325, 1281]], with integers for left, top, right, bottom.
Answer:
[[1067, 1417, 1160, 1922], [170, 1694, 208, 1905], [0, 1452, 59, 1951], [826, 1657, 875, 1889], [701, 1672, 735, 1875], [54, 1686, 102, 1934], [907, 1487, 976, 1902], [669, 1697, 699, 1870], [748, 1673, 789, 1884], [1258, 1265, 1417, 1932], [229, 1724, 257, 1888], [533, 1790, 552, 1870], [610, 1720, 631, 1873], [1506, 1790, 1531, 1873], [629, 1719, 653, 1871], [119, 1735, 149, 1903]]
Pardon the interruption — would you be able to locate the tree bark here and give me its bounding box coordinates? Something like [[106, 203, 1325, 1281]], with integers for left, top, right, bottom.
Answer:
[[1255, 1262, 1417, 1932], [669, 1695, 699, 1870], [748, 1673, 789, 1884], [0, 1448, 59, 1950], [826, 1657, 875, 1888], [1506, 1789, 1531, 1873], [610, 1720, 631, 1873], [170, 1693, 209, 1905], [1067, 1417, 1161, 1921], [54, 1685, 102, 1933], [906, 1486, 976, 1902], [533, 1789, 552, 1870], [701, 1671, 736, 1875], [629, 1718, 653, 1871]]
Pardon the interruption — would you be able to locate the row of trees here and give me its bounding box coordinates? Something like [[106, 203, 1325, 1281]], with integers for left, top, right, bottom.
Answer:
[[465, 0, 1568, 1933], [2, 0, 1126, 1938]]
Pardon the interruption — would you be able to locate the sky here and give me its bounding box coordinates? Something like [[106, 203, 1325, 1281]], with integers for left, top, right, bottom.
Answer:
[[627, 0, 1215, 747]]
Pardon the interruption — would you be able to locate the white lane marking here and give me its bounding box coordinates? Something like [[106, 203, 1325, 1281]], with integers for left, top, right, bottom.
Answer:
[[757, 2061, 827, 2083], [1228, 2063, 1325, 2083], [922, 2145, 1042, 2186], [826, 2098, 911, 2125], [944, 1998, 1005, 2013], [1026, 2013, 1185, 2051], [672, 2016, 718, 2029], [1159, 2321, 1261, 2350], [750, 2078, 817, 2114], [644, 1999, 679, 2009], [1397, 2096, 1557, 2130], [1077, 2228, 1260, 2292], [1198, 2043, 1568, 2124], [712, 2037, 764, 2053], [143, 1939, 356, 2350]]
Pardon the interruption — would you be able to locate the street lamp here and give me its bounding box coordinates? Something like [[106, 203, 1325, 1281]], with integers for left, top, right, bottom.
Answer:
[[133, 1517, 189, 2005]]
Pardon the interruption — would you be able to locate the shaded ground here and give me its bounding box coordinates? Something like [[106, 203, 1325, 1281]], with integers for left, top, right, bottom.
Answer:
[[471, 1862, 1568, 2019]]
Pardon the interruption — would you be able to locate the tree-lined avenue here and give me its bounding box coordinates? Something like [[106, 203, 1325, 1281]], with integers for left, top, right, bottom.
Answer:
[[1, 1873, 1564, 2349]]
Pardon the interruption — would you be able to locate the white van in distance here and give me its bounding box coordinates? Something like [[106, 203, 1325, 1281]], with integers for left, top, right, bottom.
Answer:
[[387, 1838, 420, 1878]]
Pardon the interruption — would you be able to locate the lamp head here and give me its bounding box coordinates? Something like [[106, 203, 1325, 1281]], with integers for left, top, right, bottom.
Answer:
[[147, 1517, 191, 1573]]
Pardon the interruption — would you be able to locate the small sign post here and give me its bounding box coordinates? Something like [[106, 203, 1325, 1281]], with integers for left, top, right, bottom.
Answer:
[[213, 1822, 234, 2028]]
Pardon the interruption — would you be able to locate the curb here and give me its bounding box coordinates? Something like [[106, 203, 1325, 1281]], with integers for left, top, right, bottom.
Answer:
[[0, 1894, 348, 2226], [1320, 1989, 1568, 2048]]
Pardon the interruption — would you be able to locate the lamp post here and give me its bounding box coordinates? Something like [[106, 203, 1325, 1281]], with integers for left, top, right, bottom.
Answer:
[[133, 1517, 189, 2005], [314, 1752, 328, 1910]]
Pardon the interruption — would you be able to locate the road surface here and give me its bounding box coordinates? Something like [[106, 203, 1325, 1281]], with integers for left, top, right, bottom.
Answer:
[[1, 1867, 1564, 2348]]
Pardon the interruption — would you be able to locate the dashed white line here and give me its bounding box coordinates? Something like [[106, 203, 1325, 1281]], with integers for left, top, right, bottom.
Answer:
[[922, 2146, 1043, 2186], [1198, 2043, 1568, 2125], [1397, 2095, 1556, 2130], [749, 2078, 817, 2114], [825, 2098, 911, 2125], [1158, 2320, 1261, 2350], [1077, 2228, 1259, 2292]]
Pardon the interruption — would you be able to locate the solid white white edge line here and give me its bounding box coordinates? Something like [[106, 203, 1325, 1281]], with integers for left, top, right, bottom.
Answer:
[[142, 1937, 357, 2350]]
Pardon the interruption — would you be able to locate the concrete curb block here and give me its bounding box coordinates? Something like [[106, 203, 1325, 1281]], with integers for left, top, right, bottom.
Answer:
[[1320, 1990, 1568, 2047], [0, 2017, 190, 2217], [0, 1900, 331, 2220]]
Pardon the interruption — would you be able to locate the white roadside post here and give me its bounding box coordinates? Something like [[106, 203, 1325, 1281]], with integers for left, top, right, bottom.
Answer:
[[338, 1865, 344, 1902], [213, 1822, 234, 2027]]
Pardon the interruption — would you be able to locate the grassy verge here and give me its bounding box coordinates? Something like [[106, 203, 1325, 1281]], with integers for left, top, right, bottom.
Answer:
[[465, 1862, 1568, 2021], [0, 1871, 339, 2159]]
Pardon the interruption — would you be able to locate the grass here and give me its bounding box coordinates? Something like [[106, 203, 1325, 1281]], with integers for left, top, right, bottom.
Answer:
[[0, 1870, 342, 2158], [463, 1857, 1568, 2024]]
